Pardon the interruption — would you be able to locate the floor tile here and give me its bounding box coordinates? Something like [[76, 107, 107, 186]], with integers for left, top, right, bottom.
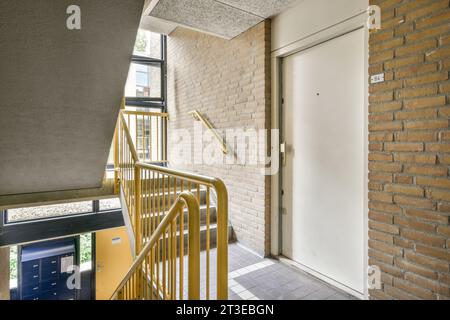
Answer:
[[200, 243, 355, 301]]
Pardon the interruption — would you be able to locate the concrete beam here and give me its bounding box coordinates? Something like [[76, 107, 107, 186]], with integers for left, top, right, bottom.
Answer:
[[0, 179, 115, 211]]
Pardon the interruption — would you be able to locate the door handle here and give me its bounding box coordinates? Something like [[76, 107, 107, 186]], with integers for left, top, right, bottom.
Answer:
[[280, 141, 286, 166]]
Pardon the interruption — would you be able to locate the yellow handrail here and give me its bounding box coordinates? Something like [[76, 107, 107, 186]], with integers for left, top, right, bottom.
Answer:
[[111, 192, 200, 300], [121, 110, 168, 163], [119, 112, 139, 162], [115, 108, 229, 300], [135, 162, 228, 299], [189, 110, 228, 154]]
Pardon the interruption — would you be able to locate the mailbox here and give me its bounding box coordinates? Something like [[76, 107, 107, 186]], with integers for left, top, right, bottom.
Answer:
[[18, 237, 79, 300]]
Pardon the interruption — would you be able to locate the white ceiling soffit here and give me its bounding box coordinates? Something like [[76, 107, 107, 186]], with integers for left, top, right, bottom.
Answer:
[[140, 15, 177, 35], [218, 0, 302, 18], [144, 0, 302, 39]]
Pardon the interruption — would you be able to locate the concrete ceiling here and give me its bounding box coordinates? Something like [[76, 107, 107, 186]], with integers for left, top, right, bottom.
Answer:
[[142, 0, 302, 39]]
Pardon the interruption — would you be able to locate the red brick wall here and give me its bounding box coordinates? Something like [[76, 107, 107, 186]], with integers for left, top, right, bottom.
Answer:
[[369, 0, 450, 300]]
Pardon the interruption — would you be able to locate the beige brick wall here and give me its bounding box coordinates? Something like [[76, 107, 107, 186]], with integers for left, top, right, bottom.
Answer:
[[166, 22, 271, 256], [369, 0, 450, 300]]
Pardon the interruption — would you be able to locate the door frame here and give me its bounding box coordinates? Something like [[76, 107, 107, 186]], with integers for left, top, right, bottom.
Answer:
[[270, 13, 369, 299]]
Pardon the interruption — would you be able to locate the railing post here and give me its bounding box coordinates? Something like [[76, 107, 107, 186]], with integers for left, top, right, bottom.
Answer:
[[164, 116, 168, 163], [114, 97, 125, 195], [117, 289, 123, 300], [134, 166, 142, 255], [187, 197, 200, 300], [134, 165, 142, 299], [215, 180, 229, 300]]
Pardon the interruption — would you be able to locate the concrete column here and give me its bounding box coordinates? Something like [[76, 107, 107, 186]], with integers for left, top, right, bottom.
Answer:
[[0, 247, 10, 300]]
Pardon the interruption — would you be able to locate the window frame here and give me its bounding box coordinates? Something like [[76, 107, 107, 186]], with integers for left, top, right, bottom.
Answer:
[[3, 198, 120, 225], [125, 34, 167, 111], [0, 201, 123, 247]]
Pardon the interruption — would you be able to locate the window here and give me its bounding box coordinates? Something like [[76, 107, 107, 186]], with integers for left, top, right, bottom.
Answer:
[[99, 198, 121, 211], [10, 246, 17, 282], [125, 29, 167, 110], [136, 65, 149, 88], [125, 63, 161, 98], [80, 233, 93, 271], [3, 198, 121, 224], [134, 29, 162, 59], [6, 201, 93, 223], [106, 141, 115, 175]]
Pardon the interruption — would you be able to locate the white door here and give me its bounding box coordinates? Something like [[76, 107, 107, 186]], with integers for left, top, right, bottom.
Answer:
[[282, 29, 365, 293]]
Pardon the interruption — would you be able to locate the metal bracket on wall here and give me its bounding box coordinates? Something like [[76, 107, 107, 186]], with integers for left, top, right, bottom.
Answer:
[[188, 110, 228, 154], [280, 141, 286, 166]]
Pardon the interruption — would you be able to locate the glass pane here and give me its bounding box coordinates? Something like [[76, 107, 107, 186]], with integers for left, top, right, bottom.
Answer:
[[80, 233, 92, 271], [125, 63, 161, 98], [133, 29, 161, 59], [125, 106, 162, 112], [106, 142, 114, 167], [7, 201, 93, 223], [10, 246, 17, 282], [123, 106, 165, 162], [99, 197, 121, 211], [136, 71, 149, 86], [105, 141, 115, 179]]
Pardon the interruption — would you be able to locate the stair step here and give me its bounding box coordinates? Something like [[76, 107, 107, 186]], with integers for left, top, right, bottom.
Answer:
[[142, 224, 234, 255], [140, 177, 204, 189], [141, 205, 217, 230], [140, 188, 209, 207]]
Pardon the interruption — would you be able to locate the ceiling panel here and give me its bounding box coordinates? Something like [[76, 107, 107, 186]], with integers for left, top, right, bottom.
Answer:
[[149, 0, 263, 39], [216, 0, 301, 18], [140, 15, 178, 35]]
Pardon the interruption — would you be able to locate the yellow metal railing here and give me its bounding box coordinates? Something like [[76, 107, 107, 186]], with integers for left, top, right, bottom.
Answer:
[[114, 109, 229, 300], [116, 111, 140, 240], [122, 110, 169, 163], [135, 162, 229, 300], [111, 192, 200, 300]]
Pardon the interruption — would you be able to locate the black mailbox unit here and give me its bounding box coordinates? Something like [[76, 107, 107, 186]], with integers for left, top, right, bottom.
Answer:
[[18, 237, 79, 300]]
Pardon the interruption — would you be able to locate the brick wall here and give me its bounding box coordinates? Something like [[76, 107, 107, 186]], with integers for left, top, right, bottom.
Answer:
[[369, 0, 450, 300], [166, 22, 271, 256]]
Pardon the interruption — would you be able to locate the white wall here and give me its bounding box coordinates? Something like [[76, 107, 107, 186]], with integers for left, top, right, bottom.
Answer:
[[271, 0, 367, 53]]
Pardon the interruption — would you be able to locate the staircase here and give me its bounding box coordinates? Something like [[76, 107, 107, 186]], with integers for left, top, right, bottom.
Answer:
[[114, 191, 203, 300], [112, 110, 230, 300], [139, 181, 234, 253]]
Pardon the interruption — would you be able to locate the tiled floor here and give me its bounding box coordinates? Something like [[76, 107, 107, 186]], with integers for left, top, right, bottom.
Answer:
[[226, 243, 356, 300]]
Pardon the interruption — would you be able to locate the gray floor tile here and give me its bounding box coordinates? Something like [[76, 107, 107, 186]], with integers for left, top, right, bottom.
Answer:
[[247, 287, 277, 300], [281, 281, 305, 293], [210, 243, 354, 301], [326, 292, 356, 300], [233, 276, 257, 290], [302, 286, 337, 300]]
